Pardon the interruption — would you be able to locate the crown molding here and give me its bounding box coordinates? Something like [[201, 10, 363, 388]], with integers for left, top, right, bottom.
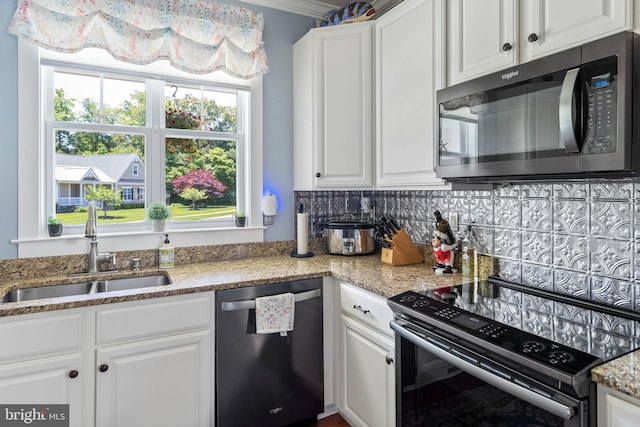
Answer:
[[241, 0, 333, 19], [241, 0, 398, 20]]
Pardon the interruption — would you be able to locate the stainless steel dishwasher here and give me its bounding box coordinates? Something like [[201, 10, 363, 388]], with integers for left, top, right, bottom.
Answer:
[[215, 278, 324, 427]]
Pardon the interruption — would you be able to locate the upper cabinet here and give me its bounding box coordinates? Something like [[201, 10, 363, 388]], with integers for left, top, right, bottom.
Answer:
[[375, 0, 448, 188], [294, 23, 374, 190], [447, 0, 633, 85]]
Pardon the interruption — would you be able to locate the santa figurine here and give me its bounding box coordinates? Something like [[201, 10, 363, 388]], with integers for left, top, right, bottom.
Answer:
[[432, 231, 459, 273]]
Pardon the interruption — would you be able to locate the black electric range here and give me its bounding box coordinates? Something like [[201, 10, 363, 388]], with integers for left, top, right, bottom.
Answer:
[[388, 277, 640, 400]]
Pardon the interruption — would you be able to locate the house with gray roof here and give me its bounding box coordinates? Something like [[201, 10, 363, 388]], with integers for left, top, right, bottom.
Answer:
[[55, 153, 145, 208]]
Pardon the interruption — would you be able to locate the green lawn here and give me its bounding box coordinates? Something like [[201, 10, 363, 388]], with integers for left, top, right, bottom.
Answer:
[[57, 204, 235, 225]]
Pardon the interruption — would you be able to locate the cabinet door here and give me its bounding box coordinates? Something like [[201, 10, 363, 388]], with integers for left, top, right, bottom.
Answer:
[[520, 0, 632, 62], [0, 353, 85, 427], [340, 315, 394, 427], [376, 0, 447, 187], [598, 384, 640, 427], [315, 24, 373, 188], [447, 0, 517, 85], [96, 331, 210, 427]]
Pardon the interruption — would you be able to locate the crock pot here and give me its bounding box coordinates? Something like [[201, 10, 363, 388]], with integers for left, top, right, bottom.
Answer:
[[322, 220, 376, 255]]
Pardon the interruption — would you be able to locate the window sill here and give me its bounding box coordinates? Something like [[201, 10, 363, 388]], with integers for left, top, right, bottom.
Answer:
[[11, 227, 265, 258]]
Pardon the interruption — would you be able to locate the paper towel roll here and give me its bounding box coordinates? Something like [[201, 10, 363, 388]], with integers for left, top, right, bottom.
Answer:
[[296, 212, 308, 255]]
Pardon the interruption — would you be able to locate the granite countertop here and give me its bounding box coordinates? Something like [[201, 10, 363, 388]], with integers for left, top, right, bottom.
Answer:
[[592, 351, 640, 400], [0, 253, 635, 399], [0, 254, 463, 317]]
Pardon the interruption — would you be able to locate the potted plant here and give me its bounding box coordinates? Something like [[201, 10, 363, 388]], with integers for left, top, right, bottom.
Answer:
[[148, 202, 172, 232], [235, 211, 246, 227], [47, 216, 63, 237]]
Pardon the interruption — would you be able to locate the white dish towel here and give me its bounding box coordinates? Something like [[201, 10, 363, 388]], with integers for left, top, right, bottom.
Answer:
[[255, 292, 295, 336]]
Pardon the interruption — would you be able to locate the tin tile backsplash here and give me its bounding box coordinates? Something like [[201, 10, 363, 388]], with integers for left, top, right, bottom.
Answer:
[[296, 180, 640, 310]]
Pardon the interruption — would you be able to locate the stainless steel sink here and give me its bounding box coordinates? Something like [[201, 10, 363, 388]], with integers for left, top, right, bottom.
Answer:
[[2, 282, 95, 303], [95, 275, 172, 293], [1, 274, 172, 303]]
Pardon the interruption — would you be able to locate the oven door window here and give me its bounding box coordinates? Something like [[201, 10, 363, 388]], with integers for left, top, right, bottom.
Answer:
[[399, 337, 566, 427]]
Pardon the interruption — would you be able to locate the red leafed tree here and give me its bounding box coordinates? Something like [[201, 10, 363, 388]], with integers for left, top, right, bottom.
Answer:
[[172, 169, 226, 199]]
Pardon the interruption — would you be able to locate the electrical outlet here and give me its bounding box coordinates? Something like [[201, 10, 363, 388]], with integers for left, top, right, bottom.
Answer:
[[361, 197, 371, 213], [449, 213, 458, 231]]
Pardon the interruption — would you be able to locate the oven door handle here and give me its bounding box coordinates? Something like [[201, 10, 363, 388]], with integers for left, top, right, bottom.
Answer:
[[390, 320, 576, 421]]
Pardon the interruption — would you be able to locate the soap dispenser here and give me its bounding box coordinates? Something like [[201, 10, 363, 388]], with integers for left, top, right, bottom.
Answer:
[[159, 234, 174, 269]]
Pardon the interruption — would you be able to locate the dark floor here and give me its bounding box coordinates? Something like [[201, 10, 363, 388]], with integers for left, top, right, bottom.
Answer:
[[314, 413, 351, 427]]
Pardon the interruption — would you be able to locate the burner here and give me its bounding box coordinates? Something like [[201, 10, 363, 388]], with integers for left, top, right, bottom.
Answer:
[[412, 299, 429, 308], [549, 350, 574, 365], [522, 341, 546, 354], [400, 295, 417, 303]]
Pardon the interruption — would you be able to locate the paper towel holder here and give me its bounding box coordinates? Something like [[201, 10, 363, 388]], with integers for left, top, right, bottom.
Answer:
[[262, 194, 277, 226], [291, 203, 314, 258]]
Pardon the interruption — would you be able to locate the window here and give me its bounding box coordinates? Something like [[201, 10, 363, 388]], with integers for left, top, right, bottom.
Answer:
[[121, 187, 133, 201], [16, 42, 264, 257]]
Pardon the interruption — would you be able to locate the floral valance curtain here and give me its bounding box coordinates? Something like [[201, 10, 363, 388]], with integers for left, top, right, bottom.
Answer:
[[8, 0, 269, 79]]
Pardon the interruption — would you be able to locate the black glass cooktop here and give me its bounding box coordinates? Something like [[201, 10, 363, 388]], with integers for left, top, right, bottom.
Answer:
[[388, 278, 640, 376]]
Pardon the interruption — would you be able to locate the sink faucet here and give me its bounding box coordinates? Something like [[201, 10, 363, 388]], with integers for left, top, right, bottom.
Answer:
[[85, 201, 116, 273]]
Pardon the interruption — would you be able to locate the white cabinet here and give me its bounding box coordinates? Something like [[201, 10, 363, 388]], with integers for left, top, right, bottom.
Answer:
[[94, 295, 212, 427], [0, 311, 92, 427], [294, 22, 374, 190], [447, 0, 632, 85], [95, 331, 210, 427], [375, 0, 448, 188], [0, 293, 212, 427], [598, 384, 640, 427], [337, 282, 395, 427]]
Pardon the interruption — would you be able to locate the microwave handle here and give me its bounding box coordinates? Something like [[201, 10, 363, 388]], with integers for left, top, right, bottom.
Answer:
[[559, 68, 581, 154]]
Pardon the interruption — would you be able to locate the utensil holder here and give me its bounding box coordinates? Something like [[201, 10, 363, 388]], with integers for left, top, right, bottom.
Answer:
[[380, 229, 424, 266]]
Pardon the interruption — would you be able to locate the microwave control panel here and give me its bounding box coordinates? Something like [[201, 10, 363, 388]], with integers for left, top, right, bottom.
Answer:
[[585, 72, 617, 154]]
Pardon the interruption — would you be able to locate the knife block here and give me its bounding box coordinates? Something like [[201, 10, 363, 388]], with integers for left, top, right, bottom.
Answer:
[[380, 229, 424, 266]]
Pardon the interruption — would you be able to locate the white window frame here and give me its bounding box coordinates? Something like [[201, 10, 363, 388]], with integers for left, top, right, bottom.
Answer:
[[14, 40, 264, 258], [121, 187, 133, 201], [132, 164, 139, 176]]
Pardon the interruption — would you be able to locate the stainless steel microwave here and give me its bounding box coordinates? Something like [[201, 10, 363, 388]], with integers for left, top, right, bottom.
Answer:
[[436, 31, 640, 182]]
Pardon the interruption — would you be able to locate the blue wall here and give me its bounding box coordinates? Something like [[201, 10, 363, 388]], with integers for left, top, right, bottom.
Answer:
[[0, 3, 313, 259], [0, 1, 18, 259]]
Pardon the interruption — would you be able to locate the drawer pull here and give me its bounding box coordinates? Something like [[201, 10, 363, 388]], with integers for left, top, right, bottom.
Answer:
[[353, 305, 370, 315], [68, 370, 79, 379], [386, 356, 393, 365], [99, 364, 109, 373]]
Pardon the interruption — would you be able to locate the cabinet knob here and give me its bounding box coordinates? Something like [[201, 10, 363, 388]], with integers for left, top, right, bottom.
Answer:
[[528, 33, 539, 43], [68, 370, 79, 379], [99, 364, 109, 373], [386, 356, 394, 365], [353, 304, 371, 315], [502, 43, 512, 52], [315, 172, 321, 178]]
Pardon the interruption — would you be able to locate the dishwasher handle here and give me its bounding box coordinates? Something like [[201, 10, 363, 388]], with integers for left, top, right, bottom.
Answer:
[[220, 288, 321, 312]]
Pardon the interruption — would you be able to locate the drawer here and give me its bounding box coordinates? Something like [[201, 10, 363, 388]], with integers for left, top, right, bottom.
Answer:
[[96, 295, 211, 344], [0, 313, 83, 361], [340, 282, 393, 337]]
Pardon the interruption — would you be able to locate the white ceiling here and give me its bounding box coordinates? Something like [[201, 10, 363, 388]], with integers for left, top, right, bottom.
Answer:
[[241, 0, 399, 20]]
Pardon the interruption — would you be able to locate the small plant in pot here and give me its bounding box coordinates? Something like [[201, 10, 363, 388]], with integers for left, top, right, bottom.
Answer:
[[148, 202, 172, 232], [47, 216, 63, 237], [235, 211, 246, 227]]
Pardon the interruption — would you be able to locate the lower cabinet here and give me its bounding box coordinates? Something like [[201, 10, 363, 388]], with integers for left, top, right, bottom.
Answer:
[[96, 331, 210, 427], [0, 353, 87, 425], [0, 293, 213, 427], [337, 282, 395, 427], [598, 384, 640, 427]]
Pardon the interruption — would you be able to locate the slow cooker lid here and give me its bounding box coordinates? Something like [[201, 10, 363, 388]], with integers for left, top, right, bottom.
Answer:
[[322, 220, 374, 230]]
